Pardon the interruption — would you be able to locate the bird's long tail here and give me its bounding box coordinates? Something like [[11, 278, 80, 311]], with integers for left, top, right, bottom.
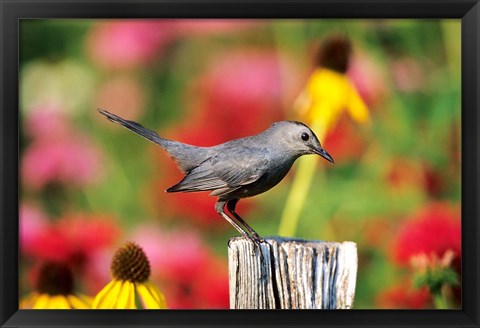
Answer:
[[98, 109, 210, 174], [97, 109, 167, 147]]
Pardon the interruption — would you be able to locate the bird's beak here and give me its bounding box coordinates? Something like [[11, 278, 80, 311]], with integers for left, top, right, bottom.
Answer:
[[314, 147, 334, 163]]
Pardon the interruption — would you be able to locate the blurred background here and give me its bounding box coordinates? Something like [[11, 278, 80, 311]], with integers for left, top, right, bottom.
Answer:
[[19, 19, 461, 309]]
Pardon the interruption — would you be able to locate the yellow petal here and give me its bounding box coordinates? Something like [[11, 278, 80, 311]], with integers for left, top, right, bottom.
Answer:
[[293, 90, 313, 116], [20, 292, 39, 309], [48, 295, 71, 309], [304, 68, 369, 132], [67, 295, 91, 309], [126, 282, 136, 309], [103, 280, 124, 309], [115, 281, 136, 309], [32, 294, 51, 309], [346, 82, 369, 123], [92, 279, 120, 309], [44, 297, 58, 309], [145, 281, 167, 308], [137, 281, 167, 309], [78, 293, 93, 306]]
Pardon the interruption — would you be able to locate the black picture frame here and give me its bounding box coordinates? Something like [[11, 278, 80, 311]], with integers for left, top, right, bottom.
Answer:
[[1, 0, 479, 327]]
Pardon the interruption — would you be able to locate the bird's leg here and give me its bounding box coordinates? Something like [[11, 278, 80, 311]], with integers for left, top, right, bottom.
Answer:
[[215, 200, 256, 243], [226, 199, 264, 243]]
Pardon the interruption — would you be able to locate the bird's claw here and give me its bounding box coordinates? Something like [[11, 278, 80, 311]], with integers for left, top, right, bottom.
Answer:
[[248, 232, 265, 245], [253, 234, 265, 244]]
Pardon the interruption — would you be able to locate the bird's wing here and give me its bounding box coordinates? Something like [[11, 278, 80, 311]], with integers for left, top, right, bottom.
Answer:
[[166, 147, 270, 193]]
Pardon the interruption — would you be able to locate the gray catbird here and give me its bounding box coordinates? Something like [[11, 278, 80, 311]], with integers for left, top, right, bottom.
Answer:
[[98, 109, 334, 243]]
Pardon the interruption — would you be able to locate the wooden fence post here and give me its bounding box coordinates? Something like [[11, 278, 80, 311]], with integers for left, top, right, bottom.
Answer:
[[228, 236, 358, 309]]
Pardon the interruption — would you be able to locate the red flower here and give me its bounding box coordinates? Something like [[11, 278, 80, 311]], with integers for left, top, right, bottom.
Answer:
[[21, 213, 121, 271], [376, 283, 431, 309], [323, 116, 367, 162], [188, 258, 230, 309], [392, 202, 461, 266]]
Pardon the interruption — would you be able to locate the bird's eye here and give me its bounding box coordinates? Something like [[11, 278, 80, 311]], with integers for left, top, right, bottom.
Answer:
[[301, 132, 309, 141]]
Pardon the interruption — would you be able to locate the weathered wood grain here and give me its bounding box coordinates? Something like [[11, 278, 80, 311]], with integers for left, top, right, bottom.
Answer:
[[228, 236, 357, 309]]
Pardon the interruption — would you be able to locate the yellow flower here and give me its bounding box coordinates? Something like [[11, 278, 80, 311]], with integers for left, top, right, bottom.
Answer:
[[20, 261, 92, 309], [279, 35, 370, 237], [294, 34, 370, 134], [92, 241, 167, 309], [295, 67, 369, 134], [20, 292, 92, 309]]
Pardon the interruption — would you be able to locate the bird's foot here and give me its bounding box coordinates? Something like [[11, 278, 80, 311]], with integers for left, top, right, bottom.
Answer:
[[252, 233, 265, 244], [248, 233, 268, 258], [246, 234, 260, 245]]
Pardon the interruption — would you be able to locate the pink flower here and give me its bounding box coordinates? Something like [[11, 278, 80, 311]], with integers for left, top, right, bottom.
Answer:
[[24, 105, 72, 140], [22, 135, 103, 190], [22, 106, 105, 190], [391, 202, 461, 266], [20, 203, 49, 254], [86, 20, 175, 70], [348, 53, 387, 108], [83, 248, 113, 294], [130, 226, 230, 308], [131, 227, 210, 281], [194, 50, 301, 138]]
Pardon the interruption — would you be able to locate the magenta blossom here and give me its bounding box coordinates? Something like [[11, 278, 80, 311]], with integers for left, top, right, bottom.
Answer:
[[86, 20, 175, 70], [130, 226, 210, 281], [194, 50, 301, 138], [20, 203, 49, 254], [22, 135, 103, 190], [24, 105, 72, 140], [347, 53, 387, 108], [130, 225, 230, 308]]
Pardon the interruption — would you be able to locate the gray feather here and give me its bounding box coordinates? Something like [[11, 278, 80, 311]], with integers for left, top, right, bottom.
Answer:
[[167, 147, 270, 193], [98, 109, 210, 173]]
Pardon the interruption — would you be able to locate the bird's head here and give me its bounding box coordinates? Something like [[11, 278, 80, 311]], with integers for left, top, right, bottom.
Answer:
[[269, 121, 334, 163]]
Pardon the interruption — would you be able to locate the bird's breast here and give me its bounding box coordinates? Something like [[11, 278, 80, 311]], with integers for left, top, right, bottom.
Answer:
[[236, 157, 296, 198]]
